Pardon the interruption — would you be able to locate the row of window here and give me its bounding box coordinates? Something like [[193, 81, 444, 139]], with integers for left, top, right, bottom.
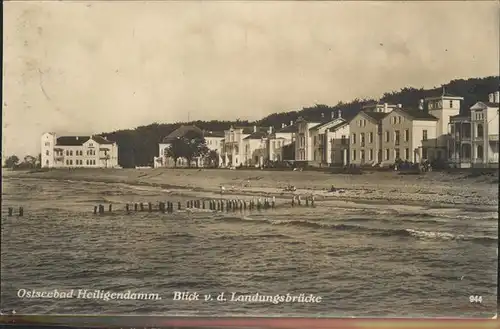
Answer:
[[351, 148, 412, 161], [65, 159, 97, 165], [351, 129, 421, 145], [50, 149, 104, 156], [428, 100, 454, 110]]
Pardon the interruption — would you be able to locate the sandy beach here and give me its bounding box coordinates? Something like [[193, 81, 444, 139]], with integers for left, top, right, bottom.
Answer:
[[6, 168, 498, 209]]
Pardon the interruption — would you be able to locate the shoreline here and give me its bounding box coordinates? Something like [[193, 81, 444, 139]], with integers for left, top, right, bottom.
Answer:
[[4, 168, 498, 210]]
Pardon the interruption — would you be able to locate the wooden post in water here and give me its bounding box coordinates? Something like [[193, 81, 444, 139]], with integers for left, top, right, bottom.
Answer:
[[311, 195, 315, 207], [139, 203, 144, 212], [159, 202, 165, 213], [305, 197, 309, 207], [297, 196, 301, 206], [291, 196, 295, 207], [126, 204, 130, 212], [148, 202, 152, 212], [19, 207, 24, 217], [93, 206, 97, 214], [134, 203, 138, 212], [178, 202, 181, 210], [8, 207, 13, 216], [271, 196, 276, 209], [99, 204, 105, 214], [109, 204, 112, 212]]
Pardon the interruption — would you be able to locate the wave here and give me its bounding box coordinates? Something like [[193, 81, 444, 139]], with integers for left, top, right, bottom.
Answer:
[[216, 217, 497, 244]]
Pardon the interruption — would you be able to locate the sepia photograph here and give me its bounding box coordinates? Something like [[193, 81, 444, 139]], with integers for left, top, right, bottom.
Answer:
[[1, 0, 498, 320]]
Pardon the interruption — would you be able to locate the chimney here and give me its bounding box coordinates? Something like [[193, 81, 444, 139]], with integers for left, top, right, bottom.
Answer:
[[321, 113, 325, 118], [76, 136, 79, 140], [290, 120, 293, 126], [253, 125, 257, 133], [397, 104, 402, 108], [489, 93, 494, 103], [493, 91, 500, 104], [281, 123, 285, 128], [268, 126, 273, 134], [419, 99, 424, 111], [331, 111, 335, 119], [384, 103, 388, 112], [338, 109, 342, 118]]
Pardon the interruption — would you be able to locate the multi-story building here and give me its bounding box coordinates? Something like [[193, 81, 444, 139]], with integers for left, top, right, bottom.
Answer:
[[380, 107, 438, 165], [448, 91, 499, 168], [326, 119, 350, 166], [242, 128, 271, 167], [222, 126, 268, 167], [41, 133, 119, 168], [267, 122, 295, 162], [204, 131, 225, 167], [421, 92, 464, 162], [349, 108, 390, 166]]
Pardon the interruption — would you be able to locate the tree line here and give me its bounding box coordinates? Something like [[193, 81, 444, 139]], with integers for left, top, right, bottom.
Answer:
[[98, 75, 499, 168], [5, 76, 498, 169], [3, 154, 41, 169]]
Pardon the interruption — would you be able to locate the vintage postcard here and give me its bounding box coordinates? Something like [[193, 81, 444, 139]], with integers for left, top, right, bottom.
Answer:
[[1, 0, 498, 322]]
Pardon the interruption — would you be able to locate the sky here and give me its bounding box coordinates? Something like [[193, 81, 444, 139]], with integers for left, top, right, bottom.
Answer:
[[2, 1, 499, 158]]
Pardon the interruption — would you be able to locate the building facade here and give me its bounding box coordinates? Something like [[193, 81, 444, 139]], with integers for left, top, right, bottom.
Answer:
[[380, 108, 438, 166], [421, 93, 464, 162], [41, 133, 119, 168], [448, 91, 499, 168], [349, 110, 388, 166], [267, 122, 295, 162]]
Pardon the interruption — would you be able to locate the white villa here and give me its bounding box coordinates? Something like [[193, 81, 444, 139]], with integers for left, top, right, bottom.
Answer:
[[448, 91, 500, 168], [41, 133, 119, 168], [295, 110, 350, 166], [267, 121, 295, 162]]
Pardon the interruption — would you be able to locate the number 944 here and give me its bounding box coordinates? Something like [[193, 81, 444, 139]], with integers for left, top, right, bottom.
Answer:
[[469, 295, 483, 303]]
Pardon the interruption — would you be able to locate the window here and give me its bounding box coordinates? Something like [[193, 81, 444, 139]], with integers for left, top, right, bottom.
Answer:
[[360, 150, 365, 161], [394, 130, 400, 145], [404, 129, 409, 142], [352, 133, 356, 144], [69, 150, 73, 156], [385, 149, 390, 160], [385, 131, 390, 142], [44, 142, 50, 146], [422, 148, 428, 159], [477, 145, 484, 159], [313, 136, 317, 145], [422, 130, 428, 141], [405, 148, 409, 160], [477, 124, 484, 138], [46, 150, 49, 156], [449, 100, 453, 108], [398, 116, 402, 124], [66, 150, 69, 156], [368, 132, 373, 144], [360, 133, 365, 145], [352, 150, 357, 161], [69, 160, 73, 165], [395, 148, 400, 160], [66, 160, 69, 165], [86, 160, 89, 165], [368, 149, 373, 161]]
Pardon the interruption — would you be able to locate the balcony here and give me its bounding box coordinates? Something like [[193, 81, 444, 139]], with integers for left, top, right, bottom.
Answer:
[[489, 134, 499, 142], [100, 154, 110, 160], [54, 156, 64, 161]]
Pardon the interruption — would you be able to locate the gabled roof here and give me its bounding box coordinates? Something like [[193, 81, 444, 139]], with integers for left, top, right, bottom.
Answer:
[[309, 118, 345, 130], [56, 136, 90, 146], [393, 108, 438, 121], [55, 135, 114, 146], [328, 121, 349, 132], [162, 125, 203, 143], [362, 111, 389, 122], [243, 131, 268, 140], [92, 136, 115, 144]]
